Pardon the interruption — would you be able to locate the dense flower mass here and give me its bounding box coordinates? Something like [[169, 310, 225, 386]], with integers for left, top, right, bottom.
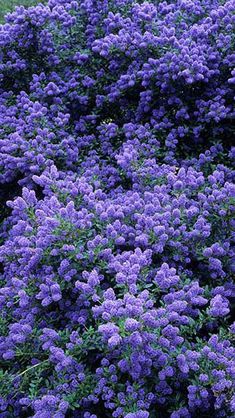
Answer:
[[0, 0, 234, 416]]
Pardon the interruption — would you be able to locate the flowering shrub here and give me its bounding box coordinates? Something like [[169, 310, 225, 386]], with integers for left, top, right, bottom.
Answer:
[[0, 0, 234, 417]]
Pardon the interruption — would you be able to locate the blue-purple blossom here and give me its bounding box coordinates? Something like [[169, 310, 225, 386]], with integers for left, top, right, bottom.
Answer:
[[0, 0, 234, 417]]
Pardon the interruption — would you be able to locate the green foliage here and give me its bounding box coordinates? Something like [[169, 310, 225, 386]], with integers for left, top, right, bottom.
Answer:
[[0, 0, 40, 23]]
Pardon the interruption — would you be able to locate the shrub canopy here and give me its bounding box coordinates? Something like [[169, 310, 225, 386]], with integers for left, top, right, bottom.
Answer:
[[0, 0, 234, 417]]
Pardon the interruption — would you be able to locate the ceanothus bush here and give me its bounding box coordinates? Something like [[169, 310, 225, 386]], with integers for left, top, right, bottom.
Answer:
[[0, 0, 234, 417]]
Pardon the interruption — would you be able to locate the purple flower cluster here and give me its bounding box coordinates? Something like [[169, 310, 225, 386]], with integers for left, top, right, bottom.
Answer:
[[0, 0, 234, 417]]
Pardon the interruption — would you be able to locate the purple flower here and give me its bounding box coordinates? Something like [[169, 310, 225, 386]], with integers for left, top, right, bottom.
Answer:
[[209, 295, 230, 317], [0, 0, 234, 416]]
